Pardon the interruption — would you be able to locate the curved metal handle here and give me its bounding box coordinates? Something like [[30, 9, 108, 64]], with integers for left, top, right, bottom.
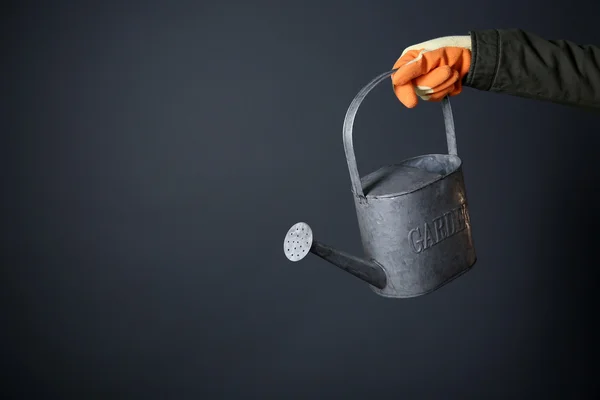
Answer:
[[342, 69, 457, 199]]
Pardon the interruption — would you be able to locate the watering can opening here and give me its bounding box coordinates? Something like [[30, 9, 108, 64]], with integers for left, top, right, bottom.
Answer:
[[360, 154, 462, 198]]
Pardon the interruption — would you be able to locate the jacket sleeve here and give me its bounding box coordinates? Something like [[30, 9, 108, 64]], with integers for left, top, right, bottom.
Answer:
[[463, 29, 600, 109]]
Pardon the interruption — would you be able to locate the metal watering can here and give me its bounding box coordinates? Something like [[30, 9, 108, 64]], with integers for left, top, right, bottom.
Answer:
[[283, 69, 476, 298]]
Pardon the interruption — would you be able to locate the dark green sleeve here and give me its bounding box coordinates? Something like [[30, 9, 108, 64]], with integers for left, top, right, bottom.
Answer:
[[463, 29, 600, 109]]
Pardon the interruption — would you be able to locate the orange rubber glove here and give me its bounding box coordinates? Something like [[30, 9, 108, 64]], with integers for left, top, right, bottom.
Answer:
[[391, 36, 472, 108]]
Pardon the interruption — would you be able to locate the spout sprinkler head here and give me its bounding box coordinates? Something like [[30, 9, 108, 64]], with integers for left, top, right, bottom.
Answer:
[[283, 222, 313, 262]]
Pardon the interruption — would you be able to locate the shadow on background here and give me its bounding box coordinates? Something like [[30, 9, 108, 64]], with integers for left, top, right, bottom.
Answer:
[[530, 128, 600, 397]]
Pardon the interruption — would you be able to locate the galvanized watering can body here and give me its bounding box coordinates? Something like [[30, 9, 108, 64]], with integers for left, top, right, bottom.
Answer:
[[283, 69, 476, 298]]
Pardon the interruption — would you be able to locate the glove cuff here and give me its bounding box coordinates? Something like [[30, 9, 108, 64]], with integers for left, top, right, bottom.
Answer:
[[401, 35, 472, 57]]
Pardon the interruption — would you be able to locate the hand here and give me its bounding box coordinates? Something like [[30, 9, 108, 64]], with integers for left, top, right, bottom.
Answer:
[[391, 36, 472, 108]]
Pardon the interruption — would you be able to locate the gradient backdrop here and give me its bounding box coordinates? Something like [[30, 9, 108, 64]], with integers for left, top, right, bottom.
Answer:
[[3, 0, 600, 398]]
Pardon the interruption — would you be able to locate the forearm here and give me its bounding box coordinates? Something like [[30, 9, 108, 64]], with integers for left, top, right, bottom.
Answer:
[[464, 29, 600, 109]]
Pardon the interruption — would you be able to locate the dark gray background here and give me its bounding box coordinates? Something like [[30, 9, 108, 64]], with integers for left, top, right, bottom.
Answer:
[[3, 0, 599, 398]]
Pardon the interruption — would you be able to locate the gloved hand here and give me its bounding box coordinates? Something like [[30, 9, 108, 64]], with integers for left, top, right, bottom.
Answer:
[[391, 36, 472, 108]]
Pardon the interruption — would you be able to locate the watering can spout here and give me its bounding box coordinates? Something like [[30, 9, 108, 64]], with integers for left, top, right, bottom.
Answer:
[[283, 222, 387, 289]]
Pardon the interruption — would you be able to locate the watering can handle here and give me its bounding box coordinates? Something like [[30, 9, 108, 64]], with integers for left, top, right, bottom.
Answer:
[[342, 69, 457, 199]]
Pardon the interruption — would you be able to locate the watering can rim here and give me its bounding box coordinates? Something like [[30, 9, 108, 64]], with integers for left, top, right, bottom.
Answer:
[[353, 153, 463, 199], [342, 69, 459, 201]]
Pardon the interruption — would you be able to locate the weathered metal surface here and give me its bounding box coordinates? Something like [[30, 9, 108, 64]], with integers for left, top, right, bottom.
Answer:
[[283, 69, 476, 298]]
